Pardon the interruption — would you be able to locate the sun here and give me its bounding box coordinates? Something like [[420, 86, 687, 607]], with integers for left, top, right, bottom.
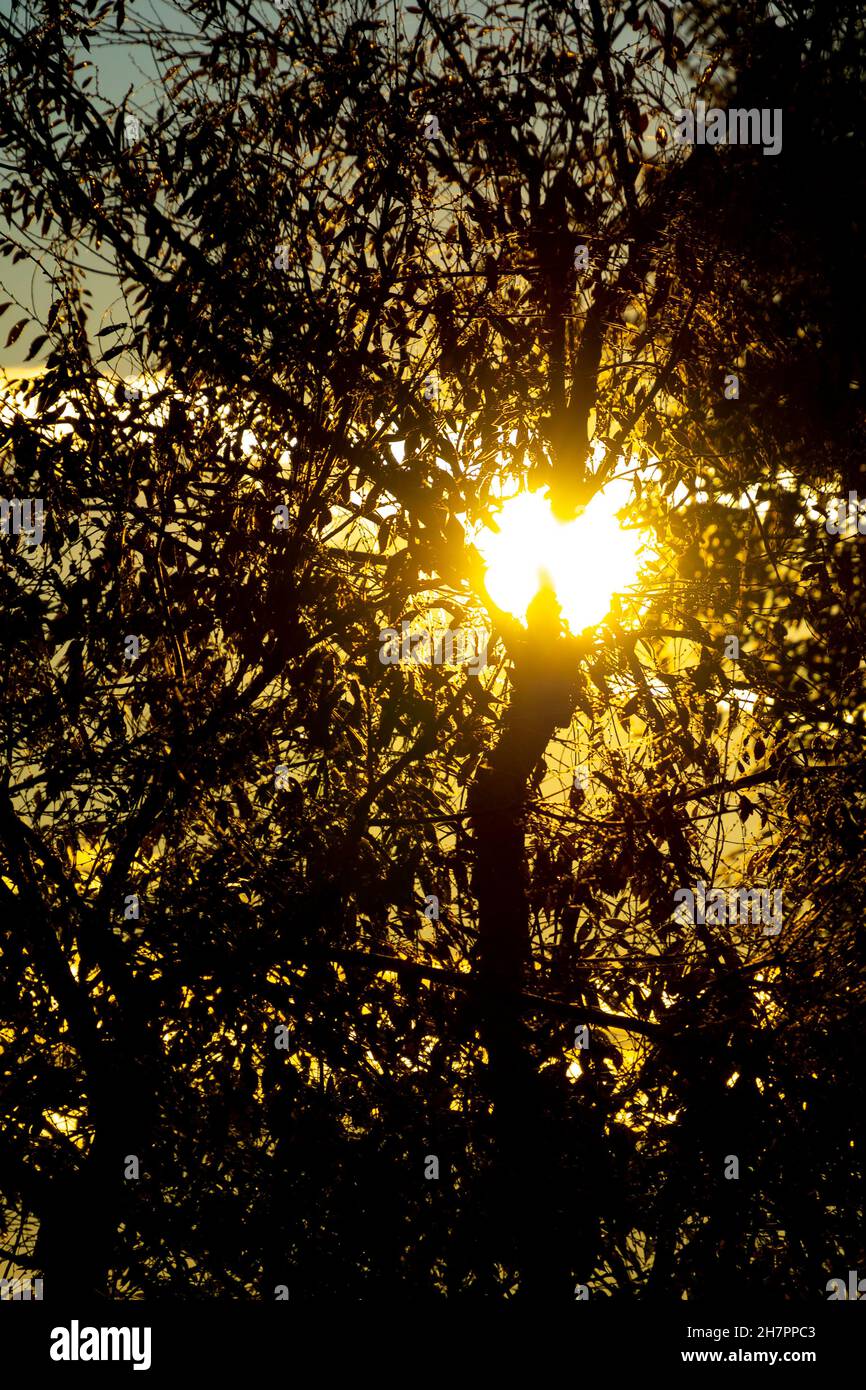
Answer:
[[474, 476, 648, 634]]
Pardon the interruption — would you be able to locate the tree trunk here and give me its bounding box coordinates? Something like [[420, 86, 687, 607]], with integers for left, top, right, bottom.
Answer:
[[468, 615, 586, 1297]]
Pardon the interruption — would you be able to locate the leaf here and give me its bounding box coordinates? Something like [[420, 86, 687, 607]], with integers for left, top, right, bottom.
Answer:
[[24, 334, 48, 361], [5, 317, 28, 348]]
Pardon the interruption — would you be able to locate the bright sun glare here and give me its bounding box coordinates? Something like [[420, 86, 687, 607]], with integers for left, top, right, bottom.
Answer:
[[475, 477, 647, 634]]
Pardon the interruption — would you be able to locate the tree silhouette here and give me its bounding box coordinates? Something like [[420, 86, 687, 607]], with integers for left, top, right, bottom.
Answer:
[[1, 0, 865, 1302]]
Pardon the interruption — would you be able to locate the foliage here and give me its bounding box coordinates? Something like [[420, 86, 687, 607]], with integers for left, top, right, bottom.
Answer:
[[1, 0, 864, 1300]]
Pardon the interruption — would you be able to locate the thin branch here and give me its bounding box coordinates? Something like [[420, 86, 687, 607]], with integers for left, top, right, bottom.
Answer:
[[288, 945, 669, 1041]]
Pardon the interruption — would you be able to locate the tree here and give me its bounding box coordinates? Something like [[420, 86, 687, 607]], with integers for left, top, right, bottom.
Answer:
[[1, 0, 864, 1301]]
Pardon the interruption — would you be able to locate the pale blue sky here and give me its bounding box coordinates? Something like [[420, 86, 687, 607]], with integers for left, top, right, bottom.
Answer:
[[0, 1, 179, 368]]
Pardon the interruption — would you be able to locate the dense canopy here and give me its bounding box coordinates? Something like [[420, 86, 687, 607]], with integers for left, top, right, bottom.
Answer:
[[1, 0, 864, 1302]]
